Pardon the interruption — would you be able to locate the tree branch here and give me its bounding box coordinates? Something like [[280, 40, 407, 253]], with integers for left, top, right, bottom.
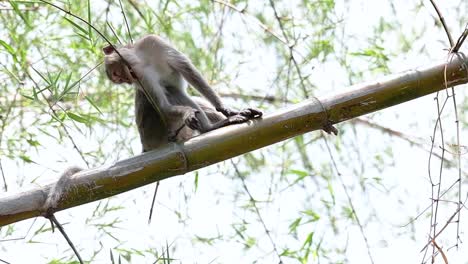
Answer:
[[0, 55, 467, 226]]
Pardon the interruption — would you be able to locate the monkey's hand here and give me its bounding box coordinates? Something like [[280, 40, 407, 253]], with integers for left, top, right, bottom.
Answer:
[[217, 107, 263, 119], [185, 109, 202, 131]]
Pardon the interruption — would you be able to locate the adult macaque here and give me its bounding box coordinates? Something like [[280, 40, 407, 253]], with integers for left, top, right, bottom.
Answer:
[[42, 35, 263, 214], [103, 34, 262, 150]]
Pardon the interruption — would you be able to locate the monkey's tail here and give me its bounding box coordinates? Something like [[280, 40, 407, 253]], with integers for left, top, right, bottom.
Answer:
[[43, 166, 83, 212]]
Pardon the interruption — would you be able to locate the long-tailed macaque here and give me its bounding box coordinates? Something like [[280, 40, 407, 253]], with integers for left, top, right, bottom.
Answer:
[[43, 35, 263, 212], [103, 34, 262, 150]]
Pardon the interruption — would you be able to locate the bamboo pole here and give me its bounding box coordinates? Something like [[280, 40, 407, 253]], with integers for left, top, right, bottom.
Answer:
[[0, 54, 467, 226]]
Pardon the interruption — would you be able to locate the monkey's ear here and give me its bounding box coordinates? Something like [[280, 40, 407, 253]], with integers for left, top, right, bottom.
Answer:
[[103, 45, 115, 55]]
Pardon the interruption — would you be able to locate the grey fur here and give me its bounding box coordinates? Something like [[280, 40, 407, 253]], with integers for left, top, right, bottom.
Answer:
[[43, 166, 83, 212], [135, 89, 225, 151], [104, 34, 262, 143]]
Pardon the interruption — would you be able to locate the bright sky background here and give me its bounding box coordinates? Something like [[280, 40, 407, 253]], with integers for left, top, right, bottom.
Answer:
[[1, 0, 468, 263]]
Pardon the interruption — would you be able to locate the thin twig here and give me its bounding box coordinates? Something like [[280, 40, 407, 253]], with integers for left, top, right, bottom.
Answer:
[[126, 0, 145, 20], [322, 137, 375, 264], [429, 90, 447, 263], [0, 88, 18, 191], [0, 160, 6, 191], [0, 217, 38, 243], [231, 160, 284, 264], [446, 53, 462, 249], [428, 0, 454, 47], [420, 204, 463, 253], [431, 239, 448, 264], [209, 3, 227, 82], [118, 0, 133, 43], [268, 0, 309, 97], [106, 21, 123, 45], [402, 178, 461, 228], [212, 0, 288, 44], [451, 24, 468, 53], [352, 118, 463, 169], [47, 214, 84, 264], [152, 241, 175, 264], [148, 181, 160, 224], [267, 0, 337, 134]]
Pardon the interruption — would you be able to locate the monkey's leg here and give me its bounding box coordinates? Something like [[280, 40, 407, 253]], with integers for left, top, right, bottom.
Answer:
[[193, 97, 225, 122], [182, 96, 254, 132], [135, 90, 169, 152], [207, 114, 250, 130]]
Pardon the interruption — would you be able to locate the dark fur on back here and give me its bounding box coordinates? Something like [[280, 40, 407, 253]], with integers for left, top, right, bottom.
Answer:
[[135, 89, 225, 152]]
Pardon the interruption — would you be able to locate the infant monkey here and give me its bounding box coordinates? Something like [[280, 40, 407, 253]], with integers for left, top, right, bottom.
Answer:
[[103, 34, 262, 149]]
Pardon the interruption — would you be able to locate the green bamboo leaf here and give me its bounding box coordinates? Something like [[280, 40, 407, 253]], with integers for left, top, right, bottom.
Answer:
[[67, 112, 88, 123], [64, 72, 73, 91], [31, 67, 50, 85], [288, 217, 302, 234], [85, 96, 103, 115], [63, 16, 88, 36], [289, 169, 308, 177], [8, 1, 31, 27], [301, 210, 320, 221], [26, 139, 41, 147], [301, 232, 314, 249], [76, 32, 91, 41], [19, 155, 35, 164], [0, 39, 19, 64], [0, 40, 15, 56], [194, 171, 199, 192], [87, 0, 93, 39]]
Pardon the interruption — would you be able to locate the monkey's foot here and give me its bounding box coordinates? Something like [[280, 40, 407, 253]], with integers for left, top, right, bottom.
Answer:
[[226, 114, 249, 125], [168, 124, 186, 142], [239, 108, 263, 119], [217, 107, 263, 119], [168, 132, 178, 142]]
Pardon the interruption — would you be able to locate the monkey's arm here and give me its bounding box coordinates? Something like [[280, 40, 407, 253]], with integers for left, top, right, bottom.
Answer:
[[113, 47, 196, 121], [165, 49, 223, 107], [165, 48, 262, 118]]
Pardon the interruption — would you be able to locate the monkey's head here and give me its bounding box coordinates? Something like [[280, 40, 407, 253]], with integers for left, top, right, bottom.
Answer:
[[103, 45, 135, 85]]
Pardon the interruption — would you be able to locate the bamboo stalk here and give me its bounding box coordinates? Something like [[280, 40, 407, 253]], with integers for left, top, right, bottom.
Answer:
[[0, 54, 467, 226]]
